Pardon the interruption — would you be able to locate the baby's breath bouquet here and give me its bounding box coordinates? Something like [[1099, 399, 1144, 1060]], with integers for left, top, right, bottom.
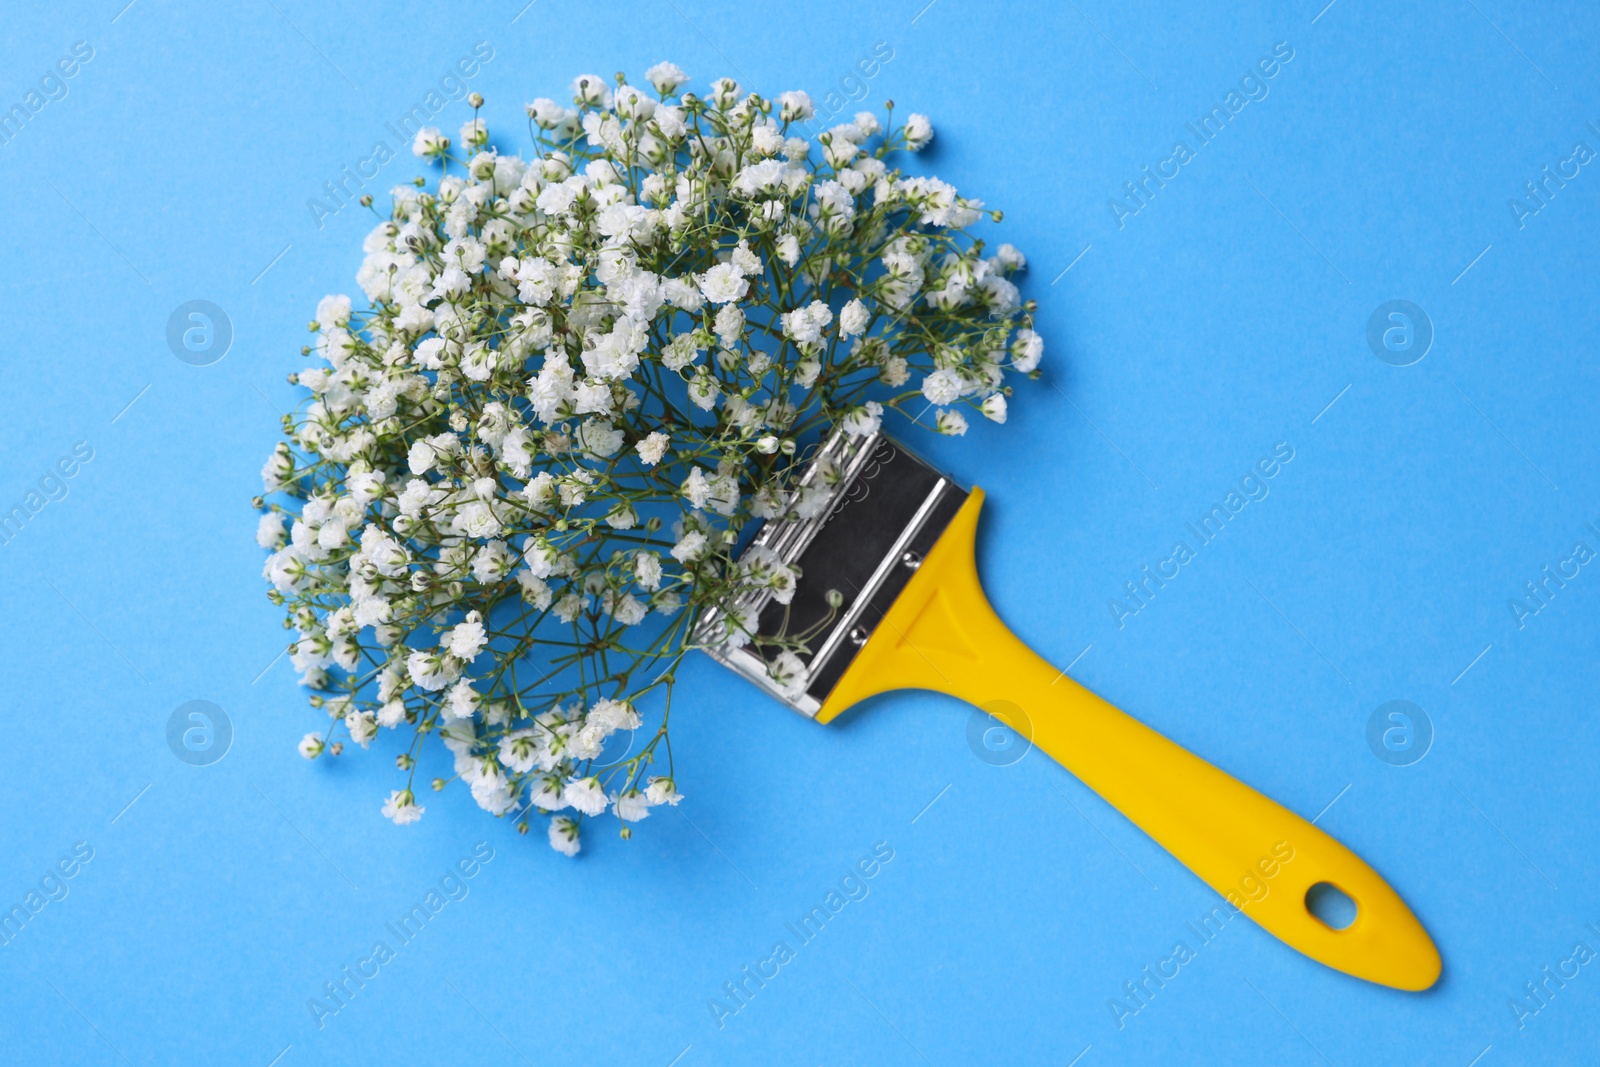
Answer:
[[256, 63, 1044, 855]]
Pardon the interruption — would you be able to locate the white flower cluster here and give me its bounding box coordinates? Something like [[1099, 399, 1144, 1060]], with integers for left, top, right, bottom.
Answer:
[[257, 64, 1041, 855]]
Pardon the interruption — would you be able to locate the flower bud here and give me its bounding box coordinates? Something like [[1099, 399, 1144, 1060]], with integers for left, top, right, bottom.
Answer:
[[468, 92, 484, 108]]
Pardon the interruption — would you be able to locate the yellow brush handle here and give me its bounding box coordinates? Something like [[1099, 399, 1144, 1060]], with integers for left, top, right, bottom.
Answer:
[[818, 489, 1441, 991]]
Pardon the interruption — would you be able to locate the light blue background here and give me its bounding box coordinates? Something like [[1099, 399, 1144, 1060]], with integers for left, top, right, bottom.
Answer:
[[2, 1, 1596, 1064]]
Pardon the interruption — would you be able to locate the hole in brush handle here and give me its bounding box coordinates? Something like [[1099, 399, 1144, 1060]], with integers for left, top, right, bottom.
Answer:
[[1305, 881, 1359, 930]]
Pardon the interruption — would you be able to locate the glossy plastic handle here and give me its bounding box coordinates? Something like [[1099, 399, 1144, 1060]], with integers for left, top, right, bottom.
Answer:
[[817, 489, 1440, 991]]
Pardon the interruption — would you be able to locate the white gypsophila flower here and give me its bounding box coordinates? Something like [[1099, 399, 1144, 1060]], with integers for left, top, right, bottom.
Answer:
[[686, 369, 720, 411], [613, 789, 652, 821], [740, 545, 798, 604], [382, 789, 424, 825], [781, 300, 833, 345], [604, 502, 637, 529], [778, 90, 814, 122], [258, 63, 1038, 850], [577, 418, 625, 457], [470, 766, 515, 815], [526, 97, 568, 128], [645, 776, 682, 805], [471, 540, 514, 583], [529, 773, 564, 810], [670, 530, 708, 563], [316, 294, 352, 329], [554, 592, 586, 623], [549, 815, 581, 856], [921, 368, 966, 406], [459, 117, 488, 149], [697, 263, 748, 304], [635, 552, 663, 591], [904, 113, 933, 150], [681, 466, 713, 509], [838, 298, 870, 337], [730, 240, 762, 274], [517, 570, 553, 609], [443, 611, 488, 660], [1012, 328, 1044, 372], [377, 698, 406, 728], [841, 400, 884, 437], [445, 678, 480, 720], [645, 61, 690, 95], [261, 446, 294, 492], [571, 73, 612, 107], [563, 776, 608, 816], [768, 650, 806, 698], [346, 710, 378, 748], [713, 303, 744, 346], [588, 698, 641, 732], [613, 593, 648, 625], [996, 243, 1026, 270], [412, 126, 448, 158], [406, 650, 457, 691], [636, 431, 669, 466], [498, 729, 541, 774], [256, 512, 287, 548]]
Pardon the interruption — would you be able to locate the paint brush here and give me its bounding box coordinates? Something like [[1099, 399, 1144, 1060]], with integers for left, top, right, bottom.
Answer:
[[699, 427, 1441, 991]]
